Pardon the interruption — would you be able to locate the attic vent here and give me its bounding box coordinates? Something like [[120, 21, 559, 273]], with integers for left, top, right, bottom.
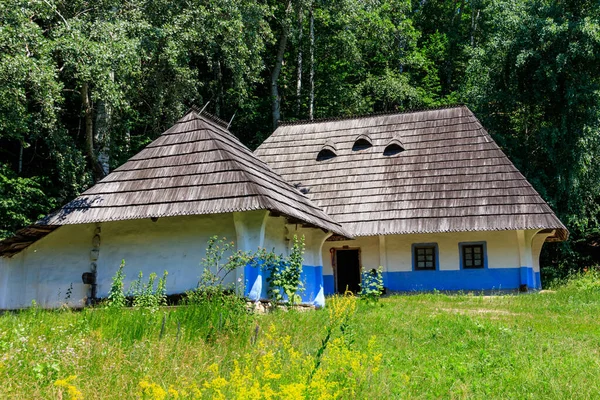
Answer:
[[316, 141, 337, 161], [383, 138, 404, 156], [352, 134, 373, 151]]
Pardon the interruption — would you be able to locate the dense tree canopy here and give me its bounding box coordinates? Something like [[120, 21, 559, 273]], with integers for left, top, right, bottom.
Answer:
[[1, 0, 599, 275]]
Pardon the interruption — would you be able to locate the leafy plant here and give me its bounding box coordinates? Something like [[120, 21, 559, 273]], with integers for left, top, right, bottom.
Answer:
[[106, 260, 126, 309], [556, 267, 600, 292], [265, 235, 305, 306], [106, 262, 168, 311], [132, 271, 169, 311], [156, 270, 168, 307], [198, 236, 251, 294], [358, 267, 384, 303]]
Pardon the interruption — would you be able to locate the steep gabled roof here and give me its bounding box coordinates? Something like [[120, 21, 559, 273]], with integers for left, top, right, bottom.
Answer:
[[255, 106, 568, 241], [0, 109, 349, 257]]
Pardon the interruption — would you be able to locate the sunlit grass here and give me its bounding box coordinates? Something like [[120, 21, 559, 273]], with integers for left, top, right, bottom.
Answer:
[[1, 283, 600, 398]]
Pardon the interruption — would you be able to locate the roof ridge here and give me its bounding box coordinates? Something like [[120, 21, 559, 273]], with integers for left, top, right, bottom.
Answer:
[[186, 105, 230, 129], [277, 104, 467, 127]]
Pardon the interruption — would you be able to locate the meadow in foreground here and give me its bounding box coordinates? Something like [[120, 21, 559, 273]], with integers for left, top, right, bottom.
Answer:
[[1, 273, 600, 399]]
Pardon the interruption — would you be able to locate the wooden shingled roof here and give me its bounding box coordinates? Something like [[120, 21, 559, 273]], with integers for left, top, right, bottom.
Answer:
[[0, 109, 349, 257], [255, 106, 568, 241]]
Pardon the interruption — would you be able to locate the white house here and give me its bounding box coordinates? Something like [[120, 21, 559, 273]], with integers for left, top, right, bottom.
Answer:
[[0, 109, 349, 309], [255, 106, 568, 294], [0, 106, 568, 309]]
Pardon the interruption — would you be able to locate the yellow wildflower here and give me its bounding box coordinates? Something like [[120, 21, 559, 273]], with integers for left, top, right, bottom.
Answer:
[[138, 379, 167, 400], [54, 375, 83, 400], [281, 383, 306, 400], [167, 386, 179, 399]]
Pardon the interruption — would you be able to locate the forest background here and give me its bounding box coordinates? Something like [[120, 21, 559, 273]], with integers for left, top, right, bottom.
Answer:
[[0, 0, 599, 279]]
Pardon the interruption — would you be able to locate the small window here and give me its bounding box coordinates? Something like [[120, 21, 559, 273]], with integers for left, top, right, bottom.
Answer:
[[383, 138, 404, 156], [352, 134, 373, 151], [383, 143, 404, 156], [412, 243, 438, 270], [459, 242, 487, 269], [316, 141, 337, 161], [316, 148, 336, 161]]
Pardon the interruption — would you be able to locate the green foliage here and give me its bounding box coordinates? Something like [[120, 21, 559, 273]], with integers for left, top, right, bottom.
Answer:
[[551, 267, 600, 292], [180, 290, 252, 342], [358, 267, 385, 303], [156, 270, 168, 307], [265, 234, 305, 305], [0, 164, 56, 239], [463, 0, 600, 269], [106, 260, 126, 309], [130, 271, 168, 311], [197, 236, 250, 294], [132, 272, 158, 309], [105, 261, 168, 311]]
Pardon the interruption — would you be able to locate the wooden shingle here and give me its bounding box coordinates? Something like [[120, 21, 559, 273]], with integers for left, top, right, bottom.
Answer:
[[0, 109, 349, 257], [255, 106, 568, 241]]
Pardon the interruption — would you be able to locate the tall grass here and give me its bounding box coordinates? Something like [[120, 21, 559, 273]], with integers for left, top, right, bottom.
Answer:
[[1, 275, 600, 398]]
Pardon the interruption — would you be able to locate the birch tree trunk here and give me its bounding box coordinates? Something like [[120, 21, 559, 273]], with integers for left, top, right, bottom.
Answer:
[[18, 143, 23, 174], [470, 8, 480, 46], [82, 82, 106, 181], [95, 72, 112, 178], [271, 0, 293, 130], [295, 7, 303, 115], [214, 58, 224, 117], [309, 7, 315, 121]]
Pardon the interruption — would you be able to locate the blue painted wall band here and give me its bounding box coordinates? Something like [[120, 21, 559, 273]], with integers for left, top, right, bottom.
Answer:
[[324, 266, 540, 294]]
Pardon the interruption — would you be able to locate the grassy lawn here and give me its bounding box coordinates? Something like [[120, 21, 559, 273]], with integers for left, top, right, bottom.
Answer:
[[1, 287, 599, 399]]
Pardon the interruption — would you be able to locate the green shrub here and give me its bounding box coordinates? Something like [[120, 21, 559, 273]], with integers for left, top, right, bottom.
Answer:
[[198, 236, 250, 294], [358, 267, 384, 303], [106, 260, 126, 309], [264, 235, 305, 306], [557, 267, 600, 292]]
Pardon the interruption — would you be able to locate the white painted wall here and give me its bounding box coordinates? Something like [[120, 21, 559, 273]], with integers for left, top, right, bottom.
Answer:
[[0, 224, 95, 309], [97, 213, 237, 299], [264, 215, 290, 256], [323, 230, 546, 275], [531, 231, 553, 273], [287, 225, 330, 267], [0, 211, 332, 309]]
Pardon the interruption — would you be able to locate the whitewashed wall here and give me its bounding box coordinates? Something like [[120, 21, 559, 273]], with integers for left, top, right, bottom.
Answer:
[[0, 214, 239, 309], [0, 224, 94, 309], [97, 214, 237, 298], [0, 211, 331, 309], [322, 229, 551, 293]]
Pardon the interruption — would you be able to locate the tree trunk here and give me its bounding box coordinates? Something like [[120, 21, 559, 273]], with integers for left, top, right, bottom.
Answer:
[[95, 99, 111, 176], [309, 7, 315, 121], [82, 82, 105, 181], [295, 6, 303, 115], [18, 143, 23, 174], [271, 0, 293, 130], [214, 58, 224, 117], [470, 8, 480, 47]]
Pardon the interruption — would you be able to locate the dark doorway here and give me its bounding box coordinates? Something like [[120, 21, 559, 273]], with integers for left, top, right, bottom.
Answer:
[[336, 249, 361, 294]]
